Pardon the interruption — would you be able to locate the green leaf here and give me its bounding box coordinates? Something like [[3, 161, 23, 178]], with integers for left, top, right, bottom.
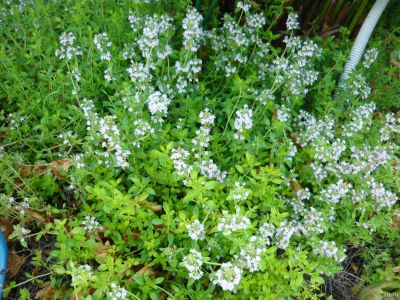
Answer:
[[152, 218, 163, 225]]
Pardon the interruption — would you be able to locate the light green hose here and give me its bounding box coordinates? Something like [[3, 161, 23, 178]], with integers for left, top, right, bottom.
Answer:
[[338, 0, 390, 88]]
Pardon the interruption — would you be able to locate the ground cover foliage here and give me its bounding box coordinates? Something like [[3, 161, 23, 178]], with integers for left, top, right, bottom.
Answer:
[[0, 1, 399, 299]]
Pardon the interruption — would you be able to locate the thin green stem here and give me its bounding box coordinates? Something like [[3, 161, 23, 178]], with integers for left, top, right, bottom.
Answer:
[[2, 272, 53, 292]]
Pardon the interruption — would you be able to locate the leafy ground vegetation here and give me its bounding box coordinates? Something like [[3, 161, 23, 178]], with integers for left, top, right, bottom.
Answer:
[[1, 1, 400, 299]]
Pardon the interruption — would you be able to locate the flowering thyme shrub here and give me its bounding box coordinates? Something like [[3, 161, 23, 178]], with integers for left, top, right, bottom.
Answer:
[[0, 1, 399, 299]]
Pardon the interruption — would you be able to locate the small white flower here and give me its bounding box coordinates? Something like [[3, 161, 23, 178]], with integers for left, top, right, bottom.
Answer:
[[107, 283, 128, 300], [81, 216, 101, 232], [237, 1, 251, 12], [186, 219, 205, 241], [213, 262, 243, 291], [239, 236, 266, 272], [286, 12, 300, 30], [55, 32, 82, 60], [199, 108, 215, 126], [147, 91, 171, 122], [363, 48, 378, 68], [94, 32, 112, 61], [217, 208, 250, 236], [234, 105, 253, 140], [313, 240, 346, 263], [276, 105, 290, 123], [182, 8, 203, 52], [183, 249, 204, 280], [230, 182, 250, 202], [198, 159, 227, 182]]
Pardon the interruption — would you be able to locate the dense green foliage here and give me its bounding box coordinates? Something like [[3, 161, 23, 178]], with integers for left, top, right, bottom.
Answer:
[[0, 1, 399, 299]]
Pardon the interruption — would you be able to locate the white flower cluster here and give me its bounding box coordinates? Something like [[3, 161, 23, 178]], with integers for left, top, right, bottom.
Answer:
[[58, 131, 77, 147], [198, 159, 227, 182], [276, 105, 290, 123], [1, 194, 15, 208], [71, 264, 94, 287], [193, 108, 215, 150], [129, 14, 173, 61], [313, 240, 346, 263], [380, 113, 400, 142], [238, 236, 266, 272], [234, 104, 253, 140], [286, 140, 298, 160], [55, 32, 82, 60], [171, 147, 193, 185], [94, 32, 112, 62], [213, 262, 243, 291], [104, 67, 115, 82], [133, 119, 154, 146], [258, 223, 275, 244], [217, 208, 250, 236], [175, 58, 202, 94], [319, 179, 352, 204], [68, 68, 81, 82], [342, 103, 375, 137], [331, 145, 392, 177], [147, 91, 171, 123], [313, 138, 346, 163], [107, 283, 128, 300], [81, 216, 101, 232], [286, 12, 300, 30], [297, 111, 335, 147], [289, 188, 311, 215], [127, 62, 151, 86], [74, 153, 85, 169], [246, 13, 266, 30], [79, 99, 130, 169], [345, 74, 371, 99], [208, 11, 264, 77], [363, 48, 378, 68], [183, 249, 204, 280], [302, 207, 325, 235], [12, 224, 30, 244], [237, 1, 251, 12], [186, 219, 205, 241], [274, 220, 301, 249], [182, 8, 203, 53], [230, 182, 250, 202], [368, 177, 398, 209], [256, 88, 275, 105], [271, 38, 321, 96], [98, 116, 131, 168], [80, 98, 98, 132]]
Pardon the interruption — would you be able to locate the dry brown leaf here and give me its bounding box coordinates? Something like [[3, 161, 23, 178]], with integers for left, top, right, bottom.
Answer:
[[0, 216, 13, 239], [390, 215, 400, 229], [132, 230, 141, 240], [138, 200, 162, 212], [26, 209, 50, 224], [35, 281, 65, 300], [20, 165, 48, 177], [138, 265, 155, 278], [51, 159, 72, 180], [19, 158, 72, 180], [7, 251, 26, 280], [290, 132, 302, 148], [290, 181, 303, 194], [95, 241, 110, 264]]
